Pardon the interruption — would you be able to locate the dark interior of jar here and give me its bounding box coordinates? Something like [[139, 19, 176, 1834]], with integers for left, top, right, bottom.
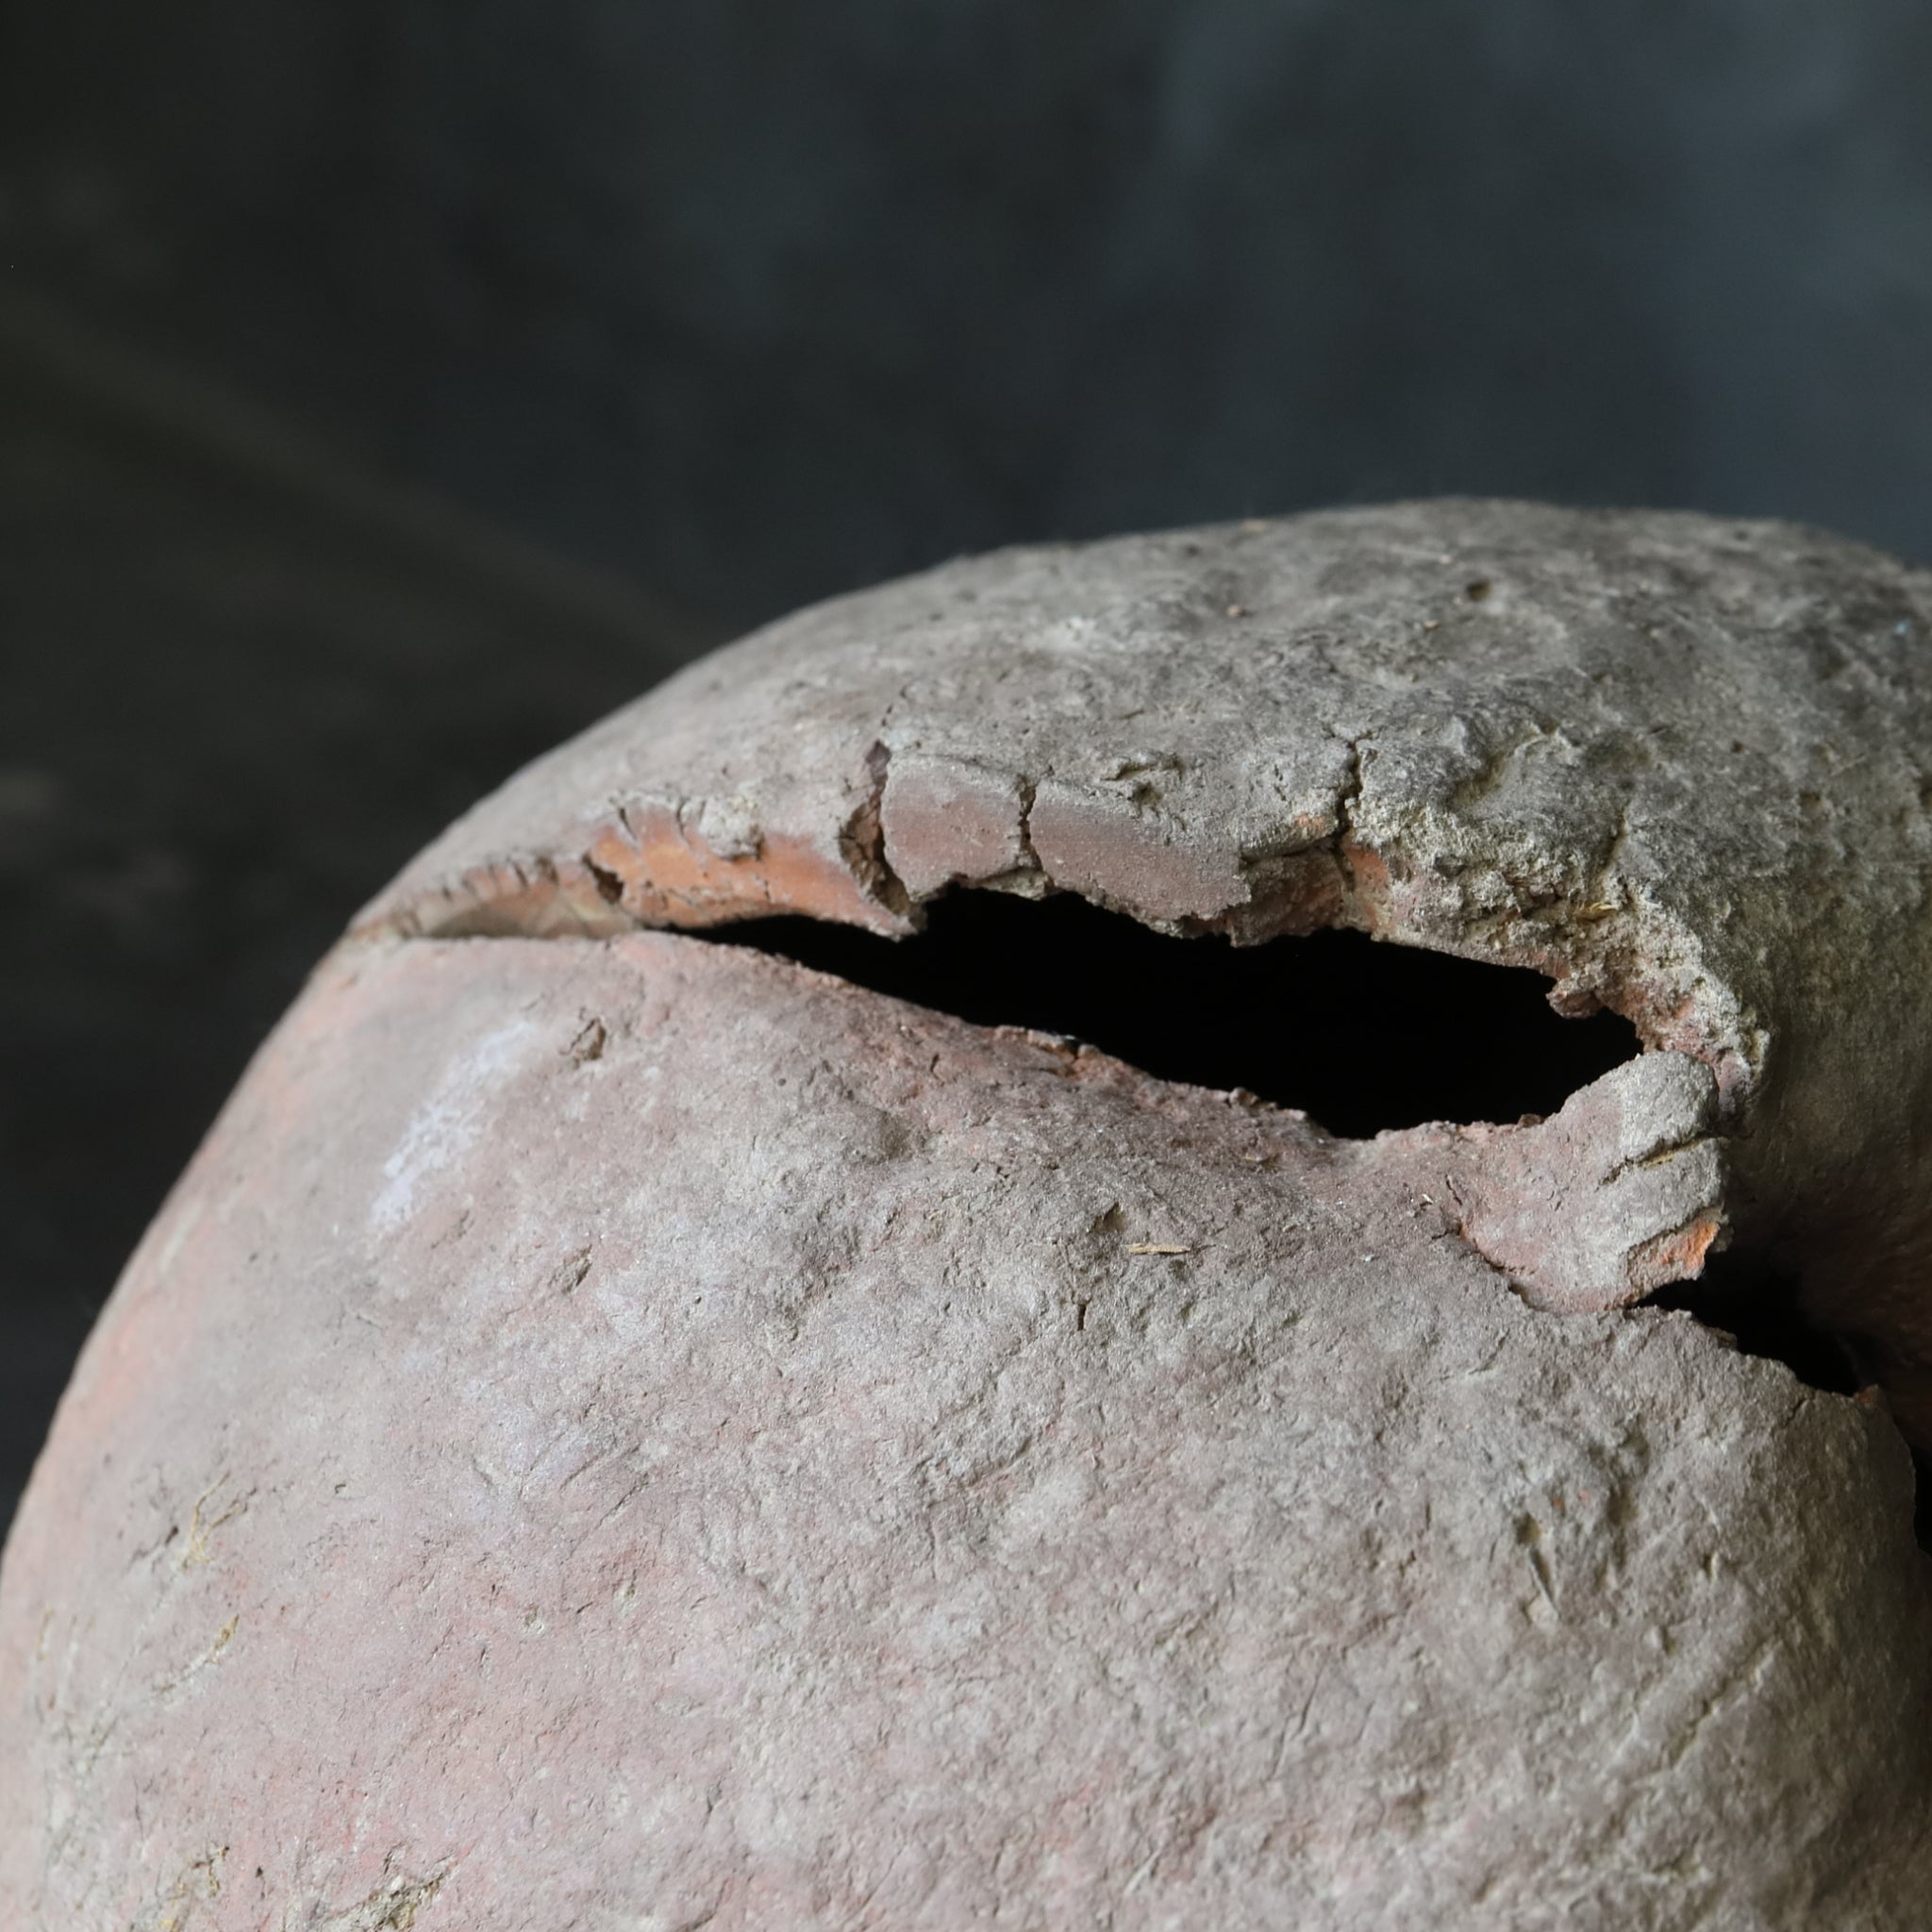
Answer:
[[711, 886, 1638, 1137]]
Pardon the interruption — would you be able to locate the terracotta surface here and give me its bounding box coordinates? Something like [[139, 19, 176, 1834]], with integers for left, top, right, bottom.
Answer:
[[6, 502, 1932, 1926], [365, 501, 1932, 1421]]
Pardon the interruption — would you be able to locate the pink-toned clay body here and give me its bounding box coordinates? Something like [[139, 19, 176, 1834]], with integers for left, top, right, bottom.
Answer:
[[6, 502, 1932, 1929]]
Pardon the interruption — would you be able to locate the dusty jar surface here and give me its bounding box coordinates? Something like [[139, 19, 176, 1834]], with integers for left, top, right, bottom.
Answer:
[[5, 500, 1932, 1930]]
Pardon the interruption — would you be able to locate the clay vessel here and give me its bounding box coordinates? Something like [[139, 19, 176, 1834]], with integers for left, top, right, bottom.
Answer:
[[5, 501, 1932, 1929]]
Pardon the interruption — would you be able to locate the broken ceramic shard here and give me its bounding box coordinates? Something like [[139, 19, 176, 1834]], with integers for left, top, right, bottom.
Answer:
[[5, 501, 1932, 1927]]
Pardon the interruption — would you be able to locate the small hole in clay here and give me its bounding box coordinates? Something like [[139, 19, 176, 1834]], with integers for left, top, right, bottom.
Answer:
[[1649, 1252, 1862, 1398], [1646, 1256, 1932, 1547], [708, 890, 1639, 1136]]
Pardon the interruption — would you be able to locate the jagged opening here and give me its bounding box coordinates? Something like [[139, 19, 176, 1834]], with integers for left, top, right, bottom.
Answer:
[[708, 888, 1639, 1136]]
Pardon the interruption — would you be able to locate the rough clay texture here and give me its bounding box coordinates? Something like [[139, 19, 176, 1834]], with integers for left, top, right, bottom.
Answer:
[[363, 500, 1932, 1425], [5, 501, 1932, 1927], [4, 937, 1930, 1929]]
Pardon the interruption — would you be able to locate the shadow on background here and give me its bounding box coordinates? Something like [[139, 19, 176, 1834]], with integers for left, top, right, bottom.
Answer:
[[3, 1, 1932, 1524]]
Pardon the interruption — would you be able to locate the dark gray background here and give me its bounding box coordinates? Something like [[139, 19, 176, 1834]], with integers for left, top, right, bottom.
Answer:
[[8, 1, 1932, 624], [3, 0, 1931, 1524]]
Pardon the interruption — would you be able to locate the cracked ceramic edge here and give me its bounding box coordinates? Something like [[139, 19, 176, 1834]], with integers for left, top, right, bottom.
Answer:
[[349, 498, 1932, 1425]]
